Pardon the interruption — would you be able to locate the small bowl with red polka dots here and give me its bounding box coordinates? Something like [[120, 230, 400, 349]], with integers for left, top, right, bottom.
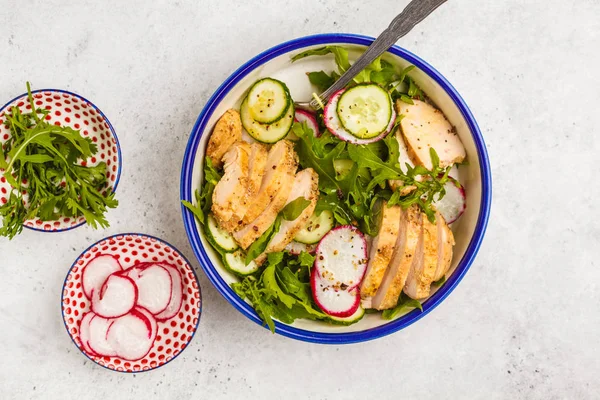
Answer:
[[0, 88, 122, 232], [61, 233, 202, 373]]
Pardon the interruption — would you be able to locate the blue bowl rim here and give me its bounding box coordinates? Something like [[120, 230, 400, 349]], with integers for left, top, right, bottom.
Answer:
[[60, 232, 203, 373], [0, 88, 123, 233], [180, 33, 492, 344]]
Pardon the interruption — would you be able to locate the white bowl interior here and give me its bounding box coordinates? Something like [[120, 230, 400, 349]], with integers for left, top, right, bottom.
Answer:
[[188, 43, 482, 333]]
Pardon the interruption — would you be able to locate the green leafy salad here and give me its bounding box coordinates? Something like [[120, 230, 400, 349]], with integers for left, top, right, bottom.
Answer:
[[0, 83, 118, 239], [184, 46, 467, 331]]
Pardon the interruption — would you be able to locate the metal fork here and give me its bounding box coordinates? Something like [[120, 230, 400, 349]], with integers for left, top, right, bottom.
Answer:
[[295, 0, 447, 110]]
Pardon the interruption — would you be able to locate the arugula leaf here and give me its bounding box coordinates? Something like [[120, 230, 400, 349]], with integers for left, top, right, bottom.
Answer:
[[398, 65, 415, 85], [348, 143, 400, 191], [293, 123, 340, 190], [277, 267, 311, 303], [307, 71, 335, 92], [399, 94, 414, 105], [181, 158, 222, 226], [346, 133, 410, 213], [181, 200, 205, 224], [432, 275, 446, 287], [381, 293, 423, 320], [19, 154, 55, 164], [244, 216, 282, 265], [281, 197, 311, 221], [328, 47, 350, 71], [204, 157, 222, 184], [291, 46, 350, 73], [231, 278, 276, 332], [371, 60, 397, 86], [288, 303, 327, 320], [364, 308, 380, 314], [263, 261, 296, 309], [315, 193, 352, 225], [296, 251, 316, 269], [355, 58, 396, 84], [266, 251, 284, 265], [387, 147, 452, 223], [361, 194, 385, 237], [408, 78, 422, 99], [390, 66, 425, 104]]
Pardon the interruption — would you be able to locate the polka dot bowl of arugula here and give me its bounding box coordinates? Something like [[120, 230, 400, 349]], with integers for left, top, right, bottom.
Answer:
[[0, 84, 122, 238]]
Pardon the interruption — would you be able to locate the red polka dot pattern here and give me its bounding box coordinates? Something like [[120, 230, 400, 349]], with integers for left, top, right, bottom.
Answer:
[[0, 90, 121, 232], [62, 234, 201, 372]]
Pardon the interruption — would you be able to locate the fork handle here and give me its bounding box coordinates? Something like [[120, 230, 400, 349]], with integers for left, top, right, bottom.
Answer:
[[309, 0, 447, 109]]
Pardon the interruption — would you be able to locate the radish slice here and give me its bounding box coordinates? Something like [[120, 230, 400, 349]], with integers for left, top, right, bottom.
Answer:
[[154, 263, 183, 321], [323, 89, 395, 144], [433, 177, 466, 224], [91, 274, 138, 319], [79, 312, 97, 355], [87, 314, 117, 357], [314, 225, 368, 289], [106, 307, 157, 361], [311, 268, 360, 318], [284, 241, 316, 255], [122, 264, 172, 315], [136, 306, 158, 339], [294, 109, 320, 137], [82, 255, 122, 299]]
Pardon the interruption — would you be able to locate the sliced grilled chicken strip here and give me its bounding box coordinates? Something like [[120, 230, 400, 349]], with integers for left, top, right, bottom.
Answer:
[[433, 213, 455, 282], [242, 140, 298, 225], [206, 109, 242, 168], [371, 205, 421, 310], [389, 129, 417, 195], [360, 202, 402, 299], [404, 211, 439, 300], [233, 171, 295, 250], [211, 142, 251, 226], [397, 99, 466, 169], [219, 142, 268, 232], [247, 143, 268, 199], [254, 168, 319, 264]]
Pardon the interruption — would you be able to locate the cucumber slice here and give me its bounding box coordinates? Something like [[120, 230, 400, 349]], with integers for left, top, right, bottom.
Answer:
[[223, 250, 260, 276], [329, 305, 365, 325], [336, 84, 393, 139], [247, 78, 291, 124], [240, 97, 295, 143], [294, 210, 334, 244], [206, 214, 239, 252]]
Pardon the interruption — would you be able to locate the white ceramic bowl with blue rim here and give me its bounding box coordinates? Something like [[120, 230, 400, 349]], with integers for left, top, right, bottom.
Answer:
[[180, 33, 492, 344]]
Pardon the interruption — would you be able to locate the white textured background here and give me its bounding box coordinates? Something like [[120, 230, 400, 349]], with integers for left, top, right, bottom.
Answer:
[[1, 0, 599, 399]]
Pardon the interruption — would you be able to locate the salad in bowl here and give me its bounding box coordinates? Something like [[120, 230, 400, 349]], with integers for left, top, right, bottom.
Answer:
[[181, 34, 491, 343]]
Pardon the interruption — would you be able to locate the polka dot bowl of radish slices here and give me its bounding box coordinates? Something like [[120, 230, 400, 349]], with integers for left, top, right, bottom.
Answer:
[[0, 89, 122, 233], [61, 233, 202, 373]]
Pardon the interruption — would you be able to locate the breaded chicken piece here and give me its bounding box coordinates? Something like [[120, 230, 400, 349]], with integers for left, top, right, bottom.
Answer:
[[211, 142, 250, 226], [233, 171, 295, 250], [254, 168, 319, 264], [206, 109, 243, 168], [219, 142, 268, 232], [242, 140, 298, 225], [371, 205, 421, 310], [403, 211, 439, 300], [397, 99, 466, 169], [360, 202, 402, 299]]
